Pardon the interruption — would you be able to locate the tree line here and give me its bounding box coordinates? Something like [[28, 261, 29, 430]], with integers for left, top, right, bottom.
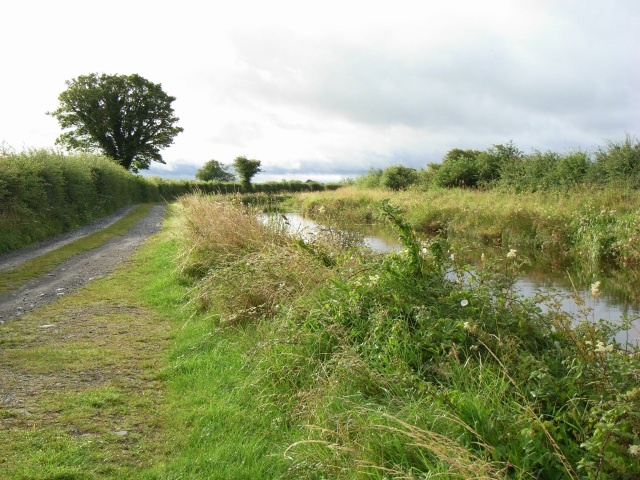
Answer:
[[46, 72, 638, 192], [354, 136, 640, 191]]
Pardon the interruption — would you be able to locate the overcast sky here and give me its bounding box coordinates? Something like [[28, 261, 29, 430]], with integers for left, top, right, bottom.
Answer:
[[1, 0, 638, 182]]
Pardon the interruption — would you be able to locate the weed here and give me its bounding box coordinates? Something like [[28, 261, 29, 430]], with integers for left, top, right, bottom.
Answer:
[[177, 195, 639, 478]]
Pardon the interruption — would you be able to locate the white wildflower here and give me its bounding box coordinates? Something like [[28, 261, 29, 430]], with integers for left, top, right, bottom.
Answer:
[[506, 249, 517, 259], [450, 253, 455, 261], [421, 247, 428, 254], [368, 274, 380, 286], [629, 445, 640, 456], [591, 281, 601, 298], [594, 341, 613, 354], [460, 299, 469, 307], [463, 321, 470, 330]]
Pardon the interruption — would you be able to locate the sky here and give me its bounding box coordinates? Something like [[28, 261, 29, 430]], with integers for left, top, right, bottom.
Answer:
[[1, 0, 638, 182]]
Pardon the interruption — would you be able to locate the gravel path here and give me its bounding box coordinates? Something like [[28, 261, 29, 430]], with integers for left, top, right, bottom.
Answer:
[[0, 205, 136, 272], [0, 205, 166, 324]]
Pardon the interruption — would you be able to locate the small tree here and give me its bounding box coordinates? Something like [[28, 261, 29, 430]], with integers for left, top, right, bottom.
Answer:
[[195, 159, 236, 181], [434, 149, 482, 188], [380, 165, 419, 190], [233, 156, 263, 187], [48, 73, 183, 173]]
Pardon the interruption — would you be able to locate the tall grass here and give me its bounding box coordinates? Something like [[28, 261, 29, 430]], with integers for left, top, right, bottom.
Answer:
[[176, 193, 640, 479], [292, 186, 640, 271], [176, 193, 333, 323]]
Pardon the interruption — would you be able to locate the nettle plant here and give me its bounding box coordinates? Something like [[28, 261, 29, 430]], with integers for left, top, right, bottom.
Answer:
[[300, 200, 639, 478]]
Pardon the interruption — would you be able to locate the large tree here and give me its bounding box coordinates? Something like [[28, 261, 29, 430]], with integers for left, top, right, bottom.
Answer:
[[48, 73, 183, 172], [195, 159, 236, 181], [232, 156, 263, 187]]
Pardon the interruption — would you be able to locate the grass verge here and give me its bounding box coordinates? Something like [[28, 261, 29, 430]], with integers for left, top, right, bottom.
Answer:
[[0, 203, 297, 479]]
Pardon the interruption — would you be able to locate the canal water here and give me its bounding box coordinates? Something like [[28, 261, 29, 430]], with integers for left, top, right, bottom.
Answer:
[[273, 213, 639, 345]]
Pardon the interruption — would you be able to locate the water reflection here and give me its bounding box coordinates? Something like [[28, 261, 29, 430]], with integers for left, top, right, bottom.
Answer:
[[279, 213, 401, 253], [277, 213, 639, 343]]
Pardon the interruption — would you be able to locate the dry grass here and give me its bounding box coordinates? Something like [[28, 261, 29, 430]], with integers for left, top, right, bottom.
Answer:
[[176, 193, 289, 276], [176, 193, 332, 324]]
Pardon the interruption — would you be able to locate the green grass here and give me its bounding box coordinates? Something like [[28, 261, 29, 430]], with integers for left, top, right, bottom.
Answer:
[[172, 193, 640, 479], [0, 203, 298, 479], [3, 193, 638, 479], [0, 204, 156, 294]]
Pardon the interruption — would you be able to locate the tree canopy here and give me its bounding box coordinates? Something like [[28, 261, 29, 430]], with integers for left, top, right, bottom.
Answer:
[[48, 73, 183, 172], [195, 159, 236, 182], [233, 156, 263, 187]]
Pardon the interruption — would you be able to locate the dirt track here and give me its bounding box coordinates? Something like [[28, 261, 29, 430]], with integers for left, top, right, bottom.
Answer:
[[0, 205, 166, 323]]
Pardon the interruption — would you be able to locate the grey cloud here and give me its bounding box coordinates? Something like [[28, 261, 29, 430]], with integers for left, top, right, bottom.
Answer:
[[143, 163, 199, 180], [265, 158, 370, 177], [225, 13, 639, 151]]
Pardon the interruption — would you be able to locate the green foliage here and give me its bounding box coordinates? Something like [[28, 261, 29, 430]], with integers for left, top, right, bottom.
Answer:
[[355, 166, 420, 191], [48, 73, 183, 172], [355, 167, 384, 189], [175, 195, 640, 478], [0, 149, 160, 252], [432, 143, 520, 189], [195, 159, 236, 181], [498, 149, 590, 192], [354, 137, 640, 193], [433, 148, 483, 188], [479, 141, 523, 185], [589, 135, 640, 187], [380, 165, 419, 190], [232, 155, 263, 187]]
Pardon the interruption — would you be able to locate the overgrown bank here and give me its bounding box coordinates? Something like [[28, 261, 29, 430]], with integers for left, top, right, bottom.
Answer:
[[292, 186, 640, 274], [2, 193, 638, 478], [176, 193, 640, 479]]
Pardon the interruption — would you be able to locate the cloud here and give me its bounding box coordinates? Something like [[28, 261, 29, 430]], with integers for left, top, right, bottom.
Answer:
[[1, 0, 638, 181], [211, 3, 639, 160]]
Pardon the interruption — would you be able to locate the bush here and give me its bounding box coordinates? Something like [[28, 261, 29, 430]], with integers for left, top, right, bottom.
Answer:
[[589, 135, 640, 187], [433, 148, 482, 188], [380, 165, 419, 190], [0, 148, 160, 252], [355, 167, 384, 189]]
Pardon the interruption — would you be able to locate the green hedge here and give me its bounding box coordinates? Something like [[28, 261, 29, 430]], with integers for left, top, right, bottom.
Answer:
[[0, 149, 343, 253], [149, 177, 342, 198], [0, 149, 160, 253]]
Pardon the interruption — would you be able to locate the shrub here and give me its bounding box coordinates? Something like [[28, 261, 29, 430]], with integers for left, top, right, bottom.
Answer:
[[0, 148, 160, 252], [433, 148, 482, 188], [380, 165, 419, 190], [355, 167, 384, 189], [589, 135, 640, 187]]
